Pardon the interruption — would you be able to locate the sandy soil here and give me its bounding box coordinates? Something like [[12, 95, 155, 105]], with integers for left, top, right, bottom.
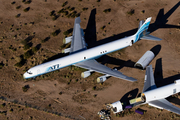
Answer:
[[0, 0, 180, 120]]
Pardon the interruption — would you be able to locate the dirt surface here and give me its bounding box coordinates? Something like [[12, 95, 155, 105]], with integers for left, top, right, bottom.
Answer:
[[0, 0, 180, 120]]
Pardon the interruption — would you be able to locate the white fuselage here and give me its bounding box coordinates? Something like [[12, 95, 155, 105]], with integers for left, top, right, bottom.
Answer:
[[143, 80, 180, 103], [23, 35, 135, 79]]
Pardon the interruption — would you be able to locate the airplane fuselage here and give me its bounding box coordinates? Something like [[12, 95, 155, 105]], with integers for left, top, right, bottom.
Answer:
[[143, 80, 180, 103], [23, 35, 135, 79]]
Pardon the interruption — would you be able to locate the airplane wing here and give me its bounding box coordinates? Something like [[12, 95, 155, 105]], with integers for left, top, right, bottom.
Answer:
[[149, 99, 180, 115], [74, 59, 137, 82], [70, 17, 87, 53], [142, 65, 157, 92]]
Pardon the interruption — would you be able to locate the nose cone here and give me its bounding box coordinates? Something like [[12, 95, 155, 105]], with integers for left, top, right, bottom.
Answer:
[[23, 72, 28, 79]]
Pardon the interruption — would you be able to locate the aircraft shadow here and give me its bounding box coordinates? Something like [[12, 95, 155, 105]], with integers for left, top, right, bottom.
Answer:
[[154, 58, 180, 87], [154, 58, 180, 105], [120, 88, 139, 103]]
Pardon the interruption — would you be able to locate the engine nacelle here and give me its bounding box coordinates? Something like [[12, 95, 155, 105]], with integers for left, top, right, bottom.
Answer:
[[110, 101, 123, 114], [62, 48, 71, 53], [81, 71, 91, 78], [63, 36, 72, 44], [97, 75, 110, 83]]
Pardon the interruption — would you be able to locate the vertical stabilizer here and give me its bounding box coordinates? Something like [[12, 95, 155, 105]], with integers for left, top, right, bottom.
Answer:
[[142, 65, 157, 93], [135, 17, 162, 42]]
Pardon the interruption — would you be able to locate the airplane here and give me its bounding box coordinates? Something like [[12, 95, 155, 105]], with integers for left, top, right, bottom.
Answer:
[[23, 17, 161, 83], [106, 65, 180, 115]]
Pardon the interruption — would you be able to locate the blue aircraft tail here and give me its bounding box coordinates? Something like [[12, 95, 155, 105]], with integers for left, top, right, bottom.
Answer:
[[134, 17, 162, 43]]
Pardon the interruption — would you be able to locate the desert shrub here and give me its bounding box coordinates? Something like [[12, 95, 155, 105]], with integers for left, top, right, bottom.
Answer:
[[22, 85, 30, 92], [97, 0, 100, 2], [62, 1, 68, 7], [1, 103, 6, 107], [75, 13, 80, 17], [59, 92, 62, 95], [24, 7, 30, 12], [32, 47, 38, 53], [14, 62, 23, 67], [24, 0, 32, 4], [0, 62, 4, 69], [22, 0, 26, 2], [21, 40, 28, 45], [69, 7, 75, 11], [63, 28, 73, 36], [141, 10, 145, 14], [11, 1, 16, 4], [92, 86, 96, 90], [82, 7, 88, 11], [103, 8, 111, 13], [57, 8, 65, 13], [67, 11, 77, 18], [127, 9, 135, 15], [50, 10, 55, 16], [52, 29, 60, 36], [24, 50, 33, 59], [24, 43, 31, 50], [52, 15, 59, 21], [15, 14, 21, 18], [63, 11, 68, 15], [41, 36, 50, 43], [101, 25, 106, 30], [63, 31, 69, 36], [16, 5, 21, 9], [78, 0, 82, 1]]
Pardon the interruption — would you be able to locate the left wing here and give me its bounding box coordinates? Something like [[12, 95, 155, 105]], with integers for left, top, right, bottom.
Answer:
[[75, 59, 137, 82], [149, 99, 180, 115], [70, 17, 86, 53]]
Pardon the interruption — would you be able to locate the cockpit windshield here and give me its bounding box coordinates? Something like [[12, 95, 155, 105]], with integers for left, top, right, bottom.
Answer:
[[27, 71, 32, 74]]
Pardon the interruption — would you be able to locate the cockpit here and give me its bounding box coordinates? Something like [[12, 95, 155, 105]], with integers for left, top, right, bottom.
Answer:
[[27, 71, 33, 74], [23, 69, 34, 79]]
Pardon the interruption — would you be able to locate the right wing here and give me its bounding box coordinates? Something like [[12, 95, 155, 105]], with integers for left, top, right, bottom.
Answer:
[[74, 59, 137, 82], [149, 99, 180, 115], [70, 17, 87, 53], [142, 65, 157, 93]]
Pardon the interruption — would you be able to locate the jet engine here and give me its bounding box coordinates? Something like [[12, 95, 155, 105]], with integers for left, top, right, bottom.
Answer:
[[63, 36, 72, 44], [97, 74, 110, 83], [81, 70, 93, 78], [62, 48, 71, 53]]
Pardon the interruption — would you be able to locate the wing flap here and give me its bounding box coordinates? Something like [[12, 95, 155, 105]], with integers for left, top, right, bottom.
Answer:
[[149, 99, 180, 115], [75, 59, 136, 82]]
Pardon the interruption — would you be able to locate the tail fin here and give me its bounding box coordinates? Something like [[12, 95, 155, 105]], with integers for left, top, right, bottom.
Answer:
[[134, 17, 162, 42], [142, 65, 157, 93]]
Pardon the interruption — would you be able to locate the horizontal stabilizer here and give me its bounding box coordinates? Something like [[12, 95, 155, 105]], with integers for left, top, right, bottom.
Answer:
[[149, 99, 180, 115], [140, 35, 162, 41]]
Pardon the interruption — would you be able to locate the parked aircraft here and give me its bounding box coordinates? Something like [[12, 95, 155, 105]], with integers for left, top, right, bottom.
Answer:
[[107, 65, 180, 115], [23, 17, 161, 83]]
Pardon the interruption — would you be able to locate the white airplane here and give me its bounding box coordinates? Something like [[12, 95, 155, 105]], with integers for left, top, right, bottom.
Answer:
[[23, 17, 161, 83], [108, 65, 180, 115]]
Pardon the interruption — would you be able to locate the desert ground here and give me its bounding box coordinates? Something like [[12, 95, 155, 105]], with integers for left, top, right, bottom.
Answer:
[[0, 0, 180, 120]]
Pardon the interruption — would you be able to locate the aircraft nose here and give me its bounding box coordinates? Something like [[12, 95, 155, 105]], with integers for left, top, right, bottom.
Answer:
[[23, 73, 27, 79]]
